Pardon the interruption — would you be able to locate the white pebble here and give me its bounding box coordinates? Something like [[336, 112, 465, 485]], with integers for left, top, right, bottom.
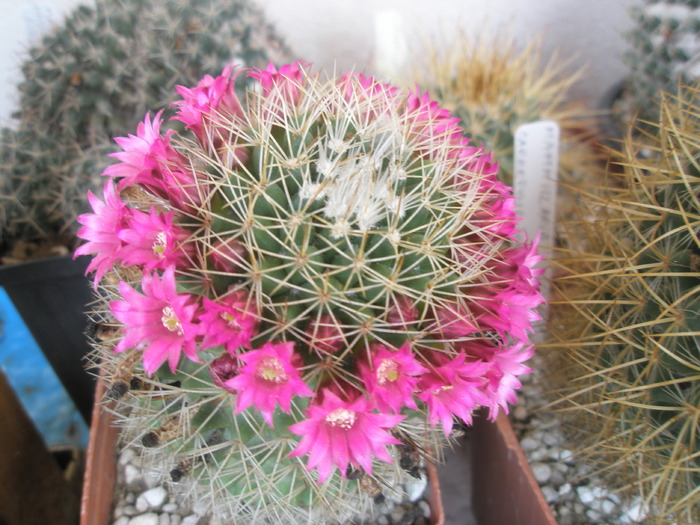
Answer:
[[558, 483, 572, 497], [181, 516, 201, 525], [114, 517, 130, 525], [405, 474, 428, 502], [531, 462, 552, 484], [520, 436, 538, 452], [159, 513, 170, 525], [541, 485, 559, 503], [622, 499, 649, 522], [170, 516, 181, 525], [418, 500, 430, 519], [162, 503, 178, 513], [129, 514, 160, 525], [125, 464, 143, 487], [576, 485, 607, 504], [119, 447, 138, 466], [136, 486, 168, 512], [513, 405, 528, 421]]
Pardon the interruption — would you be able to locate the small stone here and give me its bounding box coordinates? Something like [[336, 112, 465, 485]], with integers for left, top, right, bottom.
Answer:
[[119, 447, 137, 466], [181, 516, 201, 525], [557, 449, 574, 463], [159, 513, 170, 525], [558, 483, 572, 497], [405, 473, 428, 502], [622, 499, 648, 522], [170, 516, 181, 525], [530, 462, 552, 484], [418, 500, 430, 519], [541, 485, 559, 504], [162, 503, 178, 513], [125, 464, 143, 487], [513, 405, 528, 421], [520, 436, 538, 452], [114, 517, 130, 525], [576, 485, 607, 505], [123, 505, 139, 517], [129, 514, 160, 525], [136, 486, 168, 512], [542, 432, 560, 447], [376, 515, 389, 525]]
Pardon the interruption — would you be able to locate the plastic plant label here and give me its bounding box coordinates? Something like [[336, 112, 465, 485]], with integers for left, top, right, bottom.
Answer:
[[513, 120, 559, 329]]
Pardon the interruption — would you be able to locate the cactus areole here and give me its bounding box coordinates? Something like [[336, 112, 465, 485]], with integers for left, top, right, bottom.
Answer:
[[78, 62, 545, 522]]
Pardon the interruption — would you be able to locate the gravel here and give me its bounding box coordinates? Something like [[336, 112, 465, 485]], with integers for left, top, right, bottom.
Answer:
[[510, 352, 651, 525]]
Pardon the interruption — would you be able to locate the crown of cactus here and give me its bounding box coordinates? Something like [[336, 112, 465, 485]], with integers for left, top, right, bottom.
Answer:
[[624, 0, 700, 123], [0, 0, 289, 248], [549, 84, 700, 523], [80, 61, 545, 523], [406, 35, 594, 186]]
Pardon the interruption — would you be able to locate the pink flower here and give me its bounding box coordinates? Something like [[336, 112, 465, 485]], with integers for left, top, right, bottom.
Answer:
[[289, 389, 404, 484], [386, 294, 419, 329], [209, 353, 241, 392], [174, 64, 245, 142], [249, 61, 307, 105], [359, 343, 427, 413], [433, 301, 478, 338], [209, 237, 246, 273], [198, 290, 259, 353], [476, 288, 544, 342], [480, 341, 534, 421], [404, 89, 463, 150], [489, 235, 544, 293], [75, 179, 130, 287], [304, 314, 344, 354], [110, 267, 200, 375], [224, 341, 313, 426], [417, 352, 490, 435], [117, 208, 192, 271]]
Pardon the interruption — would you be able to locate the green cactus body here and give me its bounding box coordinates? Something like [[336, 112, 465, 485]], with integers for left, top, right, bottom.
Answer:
[[0, 0, 289, 249], [81, 63, 543, 523], [550, 84, 700, 523]]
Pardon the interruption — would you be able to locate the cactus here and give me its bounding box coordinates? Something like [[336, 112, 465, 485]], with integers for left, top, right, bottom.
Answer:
[[624, 0, 700, 124], [549, 83, 700, 523], [79, 62, 545, 523], [406, 35, 596, 187], [0, 0, 290, 250]]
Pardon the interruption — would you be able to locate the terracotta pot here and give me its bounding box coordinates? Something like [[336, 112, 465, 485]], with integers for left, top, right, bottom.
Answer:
[[81, 378, 445, 525]]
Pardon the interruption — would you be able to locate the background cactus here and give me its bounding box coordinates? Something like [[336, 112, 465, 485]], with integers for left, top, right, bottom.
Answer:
[[624, 0, 700, 124], [0, 0, 290, 252], [405, 34, 597, 187], [548, 83, 700, 524], [81, 62, 544, 523]]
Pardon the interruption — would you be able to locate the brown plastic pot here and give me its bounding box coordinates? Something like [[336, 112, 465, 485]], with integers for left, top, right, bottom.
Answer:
[[80, 378, 445, 525]]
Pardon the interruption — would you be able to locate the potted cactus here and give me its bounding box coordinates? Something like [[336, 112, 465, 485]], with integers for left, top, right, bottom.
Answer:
[[549, 83, 700, 523], [0, 0, 290, 423], [76, 60, 546, 523], [601, 0, 700, 145]]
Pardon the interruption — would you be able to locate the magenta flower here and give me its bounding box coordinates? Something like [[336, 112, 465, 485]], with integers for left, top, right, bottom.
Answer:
[[224, 341, 313, 426], [198, 290, 259, 354], [417, 352, 490, 435], [433, 301, 478, 338], [304, 314, 344, 354], [289, 389, 404, 484], [386, 294, 419, 329], [249, 61, 307, 105], [174, 64, 244, 140], [404, 88, 463, 149], [476, 287, 544, 342], [359, 343, 427, 413], [489, 234, 545, 293], [209, 237, 247, 273], [209, 353, 241, 392], [75, 179, 130, 287], [481, 341, 534, 421], [118, 208, 192, 271], [110, 267, 200, 375]]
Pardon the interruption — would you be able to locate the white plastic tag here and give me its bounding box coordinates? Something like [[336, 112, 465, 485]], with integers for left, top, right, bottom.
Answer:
[[513, 120, 559, 330]]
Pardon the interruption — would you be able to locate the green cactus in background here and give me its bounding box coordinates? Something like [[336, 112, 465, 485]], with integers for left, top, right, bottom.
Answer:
[[549, 83, 700, 524], [623, 0, 700, 124], [0, 0, 290, 251], [80, 62, 544, 523], [407, 35, 597, 187]]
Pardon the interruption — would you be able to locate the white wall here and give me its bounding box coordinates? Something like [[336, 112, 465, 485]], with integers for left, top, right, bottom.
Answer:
[[0, 0, 638, 126]]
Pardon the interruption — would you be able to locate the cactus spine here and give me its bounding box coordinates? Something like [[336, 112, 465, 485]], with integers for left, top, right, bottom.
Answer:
[[549, 83, 700, 524]]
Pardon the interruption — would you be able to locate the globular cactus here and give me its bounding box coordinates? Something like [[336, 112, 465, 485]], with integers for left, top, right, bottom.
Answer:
[[0, 0, 290, 249], [406, 35, 596, 187], [625, 0, 700, 124], [549, 83, 700, 524], [80, 62, 544, 523]]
